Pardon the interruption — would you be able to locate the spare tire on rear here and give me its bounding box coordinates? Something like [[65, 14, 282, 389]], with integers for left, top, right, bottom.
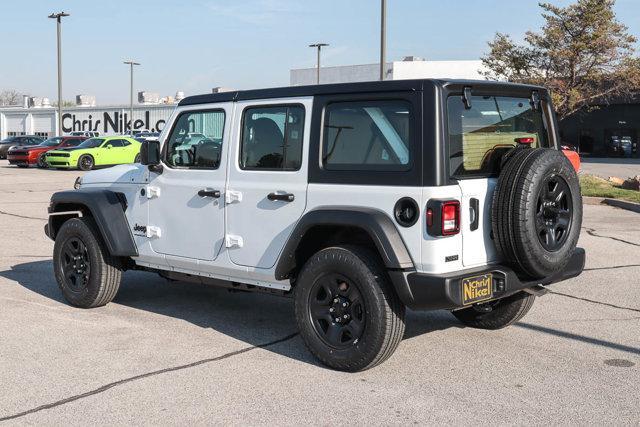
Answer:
[[492, 148, 582, 279]]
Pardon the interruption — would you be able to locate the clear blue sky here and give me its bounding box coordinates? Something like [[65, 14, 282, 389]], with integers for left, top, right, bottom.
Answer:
[[1, 0, 638, 104]]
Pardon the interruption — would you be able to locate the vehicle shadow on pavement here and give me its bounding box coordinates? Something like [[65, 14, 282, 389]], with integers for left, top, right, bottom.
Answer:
[[1, 260, 464, 367]]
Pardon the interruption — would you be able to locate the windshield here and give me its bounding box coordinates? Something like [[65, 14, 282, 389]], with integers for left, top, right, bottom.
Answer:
[[77, 138, 105, 148], [40, 137, 63, 147], [447, 95, 550, 178], [0, 137, 18, 144]]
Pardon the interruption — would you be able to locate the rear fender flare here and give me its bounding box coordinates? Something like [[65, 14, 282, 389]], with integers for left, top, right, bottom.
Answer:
[[275, 207, 414, 281]]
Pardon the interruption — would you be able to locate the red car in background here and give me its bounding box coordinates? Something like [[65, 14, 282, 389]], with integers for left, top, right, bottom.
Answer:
[[8, 136, 86, 168]]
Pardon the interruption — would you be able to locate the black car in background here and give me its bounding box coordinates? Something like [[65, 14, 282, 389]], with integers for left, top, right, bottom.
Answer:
[[607, 135, 633, 157], [0, 135, 44, 159]]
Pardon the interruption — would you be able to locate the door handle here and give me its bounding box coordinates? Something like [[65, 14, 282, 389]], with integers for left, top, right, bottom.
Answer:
[[198, 189, 221, 198], [267, 192, 295, 202], [470, 198, 480, 231]]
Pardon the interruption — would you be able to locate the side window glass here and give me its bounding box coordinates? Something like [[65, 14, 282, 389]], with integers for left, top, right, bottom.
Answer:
[[107, 139, 124, 147], [240, 105, 304, 170], [166, 110, 225, 169], [322, 100, 412, 171]]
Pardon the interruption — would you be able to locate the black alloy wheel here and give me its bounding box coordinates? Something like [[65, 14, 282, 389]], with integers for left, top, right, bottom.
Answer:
[[535, 174, 573, 252], [37, 153, 48, 168], [79, 155, 94, 171], [308, 273, 366, 349], [59, 237, 91, 294]]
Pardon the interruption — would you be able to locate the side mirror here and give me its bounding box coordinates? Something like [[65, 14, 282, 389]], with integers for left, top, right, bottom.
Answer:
[[140, 140, 161, 167]]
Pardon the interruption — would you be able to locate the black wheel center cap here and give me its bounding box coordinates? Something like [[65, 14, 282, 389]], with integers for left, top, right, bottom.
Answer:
[[329, 295, 352, 324]]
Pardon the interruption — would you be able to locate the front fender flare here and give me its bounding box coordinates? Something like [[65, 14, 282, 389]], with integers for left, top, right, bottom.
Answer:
[[47, 189, 138, 257], [275, 207, 414, 280]]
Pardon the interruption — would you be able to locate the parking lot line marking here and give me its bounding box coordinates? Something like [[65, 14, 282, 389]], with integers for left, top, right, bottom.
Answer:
[[515, 323, 640, 356], [584, 264, 640, 272], [0, 332, 299, 422], [583, 227, 640, 247], [0, 210, 46, 221], [547, 290, 640, 313]]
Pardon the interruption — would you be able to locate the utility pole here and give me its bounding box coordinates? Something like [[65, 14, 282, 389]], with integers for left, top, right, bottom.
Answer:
[[380, 0, 386, 81], [308, 43, 329, 84], [123, 60, 140, 134], [48, 11, 70, 136]]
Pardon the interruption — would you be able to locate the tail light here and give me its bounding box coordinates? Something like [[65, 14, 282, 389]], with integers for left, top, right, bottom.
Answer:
[[515, 137, 535, 145], [426, 199, 460, 237], [442, 201, 460, 235]]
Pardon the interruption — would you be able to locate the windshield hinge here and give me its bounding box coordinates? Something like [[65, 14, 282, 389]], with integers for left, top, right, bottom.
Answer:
[[531, 90, 540, 110], [462, 86, 472, 109]]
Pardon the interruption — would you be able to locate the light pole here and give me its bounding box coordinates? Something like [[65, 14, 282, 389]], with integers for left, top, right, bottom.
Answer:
[[308, 43, 329, 84], [380, 0, 386, 81], [48, 11, 70, 136], [123, 60, 140, 134]]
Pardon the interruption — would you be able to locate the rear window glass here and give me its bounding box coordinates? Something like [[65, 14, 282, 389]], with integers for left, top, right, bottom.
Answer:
[[322, 100, 412, 171], [447, 95, 550, 178]]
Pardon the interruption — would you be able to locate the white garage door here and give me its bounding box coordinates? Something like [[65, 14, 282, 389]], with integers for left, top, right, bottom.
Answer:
[[5, 115, 26, 135], [33, 114, 54, 134]]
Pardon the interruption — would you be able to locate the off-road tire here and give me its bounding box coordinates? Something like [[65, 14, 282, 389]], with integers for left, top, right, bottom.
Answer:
[[294, 246, 405, 372], [492, 148, 582, 279], [78, 154, 94, 171], [452, 291, 535, 329], [53, 217, 122, 308]]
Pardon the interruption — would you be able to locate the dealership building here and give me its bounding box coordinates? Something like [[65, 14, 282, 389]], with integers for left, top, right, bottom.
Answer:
[[0, 93, 178, 140]]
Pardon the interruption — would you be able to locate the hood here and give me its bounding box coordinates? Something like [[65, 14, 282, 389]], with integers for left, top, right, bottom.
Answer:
[[81, 163, 148, 186], [57, 146, 85, 152], [11, 145, 46, 151], [48, 147, 91, 155]]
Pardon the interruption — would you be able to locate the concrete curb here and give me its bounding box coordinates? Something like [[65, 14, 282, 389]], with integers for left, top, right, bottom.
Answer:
[[583, 196, 640, 213]]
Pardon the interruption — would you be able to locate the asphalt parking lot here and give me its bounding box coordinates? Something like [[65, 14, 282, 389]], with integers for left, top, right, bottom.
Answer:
[[0, 162, 638, 425], [580, 157, 640, 179]]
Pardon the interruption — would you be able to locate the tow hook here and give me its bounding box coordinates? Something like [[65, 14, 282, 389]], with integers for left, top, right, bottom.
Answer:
[[524, 284, 548, 297], [472, 303, 494, 313]]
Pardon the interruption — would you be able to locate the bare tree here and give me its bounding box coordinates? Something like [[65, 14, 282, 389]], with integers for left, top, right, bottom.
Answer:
[[0, 90, 22, 106]]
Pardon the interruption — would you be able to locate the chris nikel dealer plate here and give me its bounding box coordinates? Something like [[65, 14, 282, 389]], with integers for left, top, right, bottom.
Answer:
[[461, 273, 493, 305]]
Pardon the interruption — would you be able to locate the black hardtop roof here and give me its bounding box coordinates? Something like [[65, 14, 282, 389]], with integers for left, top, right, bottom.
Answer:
[[178, 79, 546, 106]]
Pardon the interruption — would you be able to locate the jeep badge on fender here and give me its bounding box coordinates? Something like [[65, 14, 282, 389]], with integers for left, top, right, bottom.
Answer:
[[44, 79, 585, 371]]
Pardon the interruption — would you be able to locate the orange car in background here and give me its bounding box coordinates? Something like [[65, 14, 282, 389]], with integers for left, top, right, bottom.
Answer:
[[561, 144, 581, 172], [7, 136, 86, 168]]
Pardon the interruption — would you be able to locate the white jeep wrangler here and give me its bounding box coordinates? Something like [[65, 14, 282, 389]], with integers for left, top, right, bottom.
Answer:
[[46, 80, 584, 371]]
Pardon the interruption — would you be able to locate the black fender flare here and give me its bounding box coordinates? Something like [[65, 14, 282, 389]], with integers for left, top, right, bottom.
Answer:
[[275, 207, 415, 280], [47, 189, 138, 257]]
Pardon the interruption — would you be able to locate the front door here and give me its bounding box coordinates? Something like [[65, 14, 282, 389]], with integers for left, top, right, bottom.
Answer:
[[101, 138, 128, 165], [225, 99, 311, 269], [148, 106, 230, 261]]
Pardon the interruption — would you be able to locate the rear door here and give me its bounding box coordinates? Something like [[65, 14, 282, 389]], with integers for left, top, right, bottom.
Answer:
[[225, 98, 311, 269], [446, 92, 551, 267]]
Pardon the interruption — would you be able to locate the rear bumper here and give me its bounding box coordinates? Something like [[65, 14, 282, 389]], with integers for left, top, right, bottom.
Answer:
[[390, 248, 585, 310]]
